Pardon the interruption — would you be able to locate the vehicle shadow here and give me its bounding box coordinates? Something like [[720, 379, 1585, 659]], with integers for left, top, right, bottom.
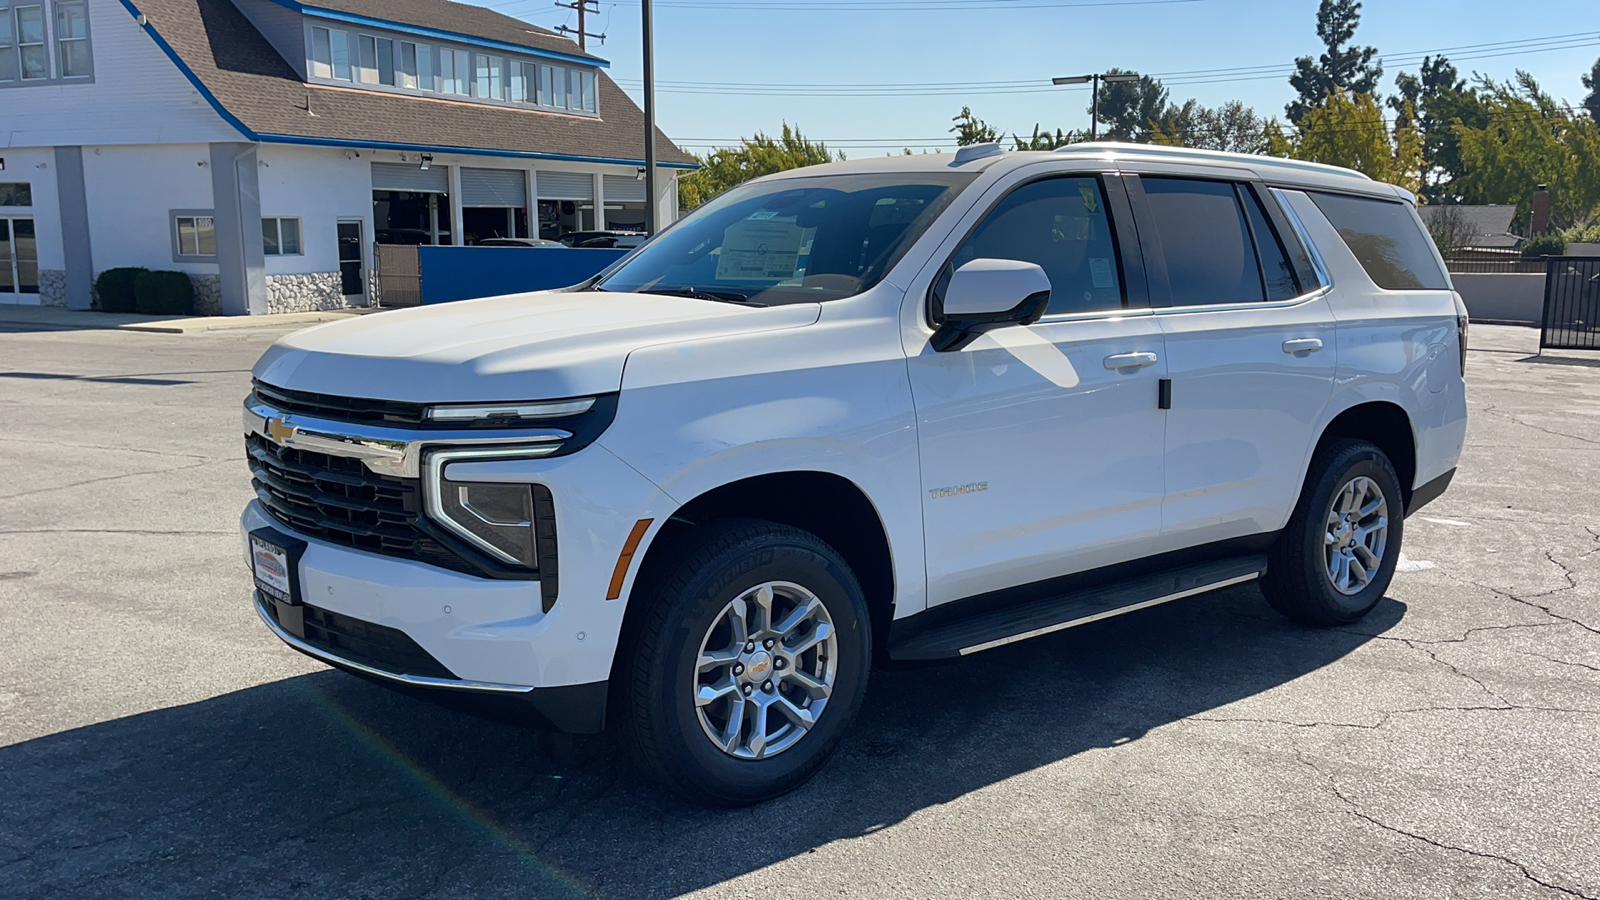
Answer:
[[0, 586, 1402, 899]]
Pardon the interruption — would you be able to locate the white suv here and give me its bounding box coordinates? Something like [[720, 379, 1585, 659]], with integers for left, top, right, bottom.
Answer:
[[242, 143, 1468, 805]]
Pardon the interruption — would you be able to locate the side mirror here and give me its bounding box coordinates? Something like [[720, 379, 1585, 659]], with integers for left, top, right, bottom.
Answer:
[[931, 258, 1052, 352]]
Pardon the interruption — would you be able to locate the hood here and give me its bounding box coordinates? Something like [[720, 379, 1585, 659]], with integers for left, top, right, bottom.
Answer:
[[252, 291, 821, 403]]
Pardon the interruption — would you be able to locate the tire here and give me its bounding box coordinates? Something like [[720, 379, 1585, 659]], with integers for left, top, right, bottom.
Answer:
[[1261, 439, 1405, 626], [617, 518, 872, 806]]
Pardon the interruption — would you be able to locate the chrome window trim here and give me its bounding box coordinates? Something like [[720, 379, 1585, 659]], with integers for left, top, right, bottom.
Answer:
[[422, 446, 558, 566], [254, 592, 533, 694], [1153, 286, 1330, 317], [1034, 307, 1155, 325], [244, 399, 569, 478], [1270, 187, 1333, 290]]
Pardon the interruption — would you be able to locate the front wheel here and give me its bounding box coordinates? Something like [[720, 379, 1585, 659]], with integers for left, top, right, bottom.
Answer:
[[617, 519, 871, 806], [1261, 439, 1405, 626]]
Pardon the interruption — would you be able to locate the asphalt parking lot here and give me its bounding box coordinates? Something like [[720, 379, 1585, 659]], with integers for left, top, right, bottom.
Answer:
[[1, 317, 1597, 899]]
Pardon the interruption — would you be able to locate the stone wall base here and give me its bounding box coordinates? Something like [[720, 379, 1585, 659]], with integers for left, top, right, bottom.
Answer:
[[190, 274, 223, 317], [266, 272, 352, 314], [38, 269, 68, 307]]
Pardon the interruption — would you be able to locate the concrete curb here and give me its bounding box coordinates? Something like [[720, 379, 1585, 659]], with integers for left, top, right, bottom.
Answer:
[[0, 306, 376, 333]]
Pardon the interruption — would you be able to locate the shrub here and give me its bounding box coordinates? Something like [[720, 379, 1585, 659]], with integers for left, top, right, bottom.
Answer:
[[1519, 233, 1567, 259], [132, 270, 196, 315], [93, 267, 147, 312], [1562, 221, 1600, 244]]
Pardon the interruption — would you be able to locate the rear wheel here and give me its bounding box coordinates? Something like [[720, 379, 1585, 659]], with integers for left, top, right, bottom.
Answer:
[[617, 519, 871, 806], [1262, 439, 1404, 626]]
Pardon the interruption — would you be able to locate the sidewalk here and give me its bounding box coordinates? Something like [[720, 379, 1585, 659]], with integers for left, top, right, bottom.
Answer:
[[0, 304, 376, 334]]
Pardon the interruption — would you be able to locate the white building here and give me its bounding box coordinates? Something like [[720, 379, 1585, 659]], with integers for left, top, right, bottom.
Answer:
[[0, 0, 695, 314]]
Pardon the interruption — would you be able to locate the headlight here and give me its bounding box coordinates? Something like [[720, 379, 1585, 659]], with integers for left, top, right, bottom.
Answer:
[[438, 480, 537, 568], [423, 447, 558, 572], [424, 397, 595, 425]]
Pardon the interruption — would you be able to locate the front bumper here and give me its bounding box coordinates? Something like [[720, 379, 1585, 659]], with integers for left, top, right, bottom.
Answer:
[[253, 588, 608, 732]]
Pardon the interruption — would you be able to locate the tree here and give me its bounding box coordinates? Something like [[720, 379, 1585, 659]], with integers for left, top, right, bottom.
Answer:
[[1152, 100, 1267, 153], [1453, 73, 1600, 231], [1092, 70, 1171, 142], [1388, 56, 1469, 200], [1287, 0, 1383, 124], [677, 124, 842, 210], [1273, 90, 1421, 193], [1583, 57, 1600, 122], [1422, 204, 1481, 256], [950, 107, 1001, 146]]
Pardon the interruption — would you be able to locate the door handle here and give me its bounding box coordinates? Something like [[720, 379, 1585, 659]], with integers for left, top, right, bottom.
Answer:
[[1282, 338, 1324, 355], [1103, 351, 1159, 371]]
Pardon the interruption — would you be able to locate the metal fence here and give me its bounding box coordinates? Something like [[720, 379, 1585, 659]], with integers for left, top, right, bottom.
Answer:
[[1445, 256, 1547, 274], [373, 244, 422, 308], [1540, 256, 1600, 351]]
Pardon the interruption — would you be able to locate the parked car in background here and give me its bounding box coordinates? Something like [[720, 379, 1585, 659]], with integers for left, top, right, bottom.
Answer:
[[559, 230, 644, 248], [475, 238, 568, 248], [573, 234, 646, 249], [242, 143, 1467, 807]]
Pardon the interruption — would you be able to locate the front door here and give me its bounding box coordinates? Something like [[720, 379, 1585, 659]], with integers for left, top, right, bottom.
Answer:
[[337, 219, 365, 299], [1127, 175, 1336, 544], [908, 173, 1169, 607]]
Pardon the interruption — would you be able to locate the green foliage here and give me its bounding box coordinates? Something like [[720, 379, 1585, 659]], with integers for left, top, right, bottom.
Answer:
[[1093, 70, 1170, 142], [1388, 56, 1470, 201], [1011, 124, 1078, 151], [1563, 221, 1600, 244], [1275, 91, 1421, 192], [949, 107, 1001, 147], [132, 270, 195, 315], [678, 124, 842, 210], [1520, 233, 1567, 259], [1287, 0, 1383, 123], [93, 267, 147, 313], [1453, 73, 1600, 231], [1583, 57, 1600, 123], [1152, 100, 1267, 153]]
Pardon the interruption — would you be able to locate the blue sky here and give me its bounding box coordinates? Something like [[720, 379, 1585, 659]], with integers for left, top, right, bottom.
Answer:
[[468, 0, 1600, 156]]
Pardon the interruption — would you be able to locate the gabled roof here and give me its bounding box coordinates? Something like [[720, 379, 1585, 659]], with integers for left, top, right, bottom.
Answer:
[[1417, 204, 1520, 248], [127, 0, 695, 168], [279, 0, 605, 63]]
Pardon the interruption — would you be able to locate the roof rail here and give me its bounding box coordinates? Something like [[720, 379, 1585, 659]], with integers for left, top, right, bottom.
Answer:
[[1053, 142, 1372, 181]]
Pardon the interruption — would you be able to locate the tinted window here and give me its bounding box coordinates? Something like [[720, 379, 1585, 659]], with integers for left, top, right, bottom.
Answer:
[[948, 176, 1123, 315], [597, 172, 972, 306], [1141, 178, 1263, 305], [1309, 191, 1448, 290], [1241, 187, 1301, 301]]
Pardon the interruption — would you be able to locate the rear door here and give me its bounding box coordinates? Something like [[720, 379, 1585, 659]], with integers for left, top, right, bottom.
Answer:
[[1126, 174, 1336, 545]]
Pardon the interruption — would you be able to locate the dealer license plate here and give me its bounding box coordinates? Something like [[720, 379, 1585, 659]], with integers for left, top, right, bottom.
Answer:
[[250, 533, 296, 605]]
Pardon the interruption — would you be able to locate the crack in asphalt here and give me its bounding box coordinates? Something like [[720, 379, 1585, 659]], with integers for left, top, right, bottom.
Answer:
[[1586, 526, 1600, 558], [0, 528, 235, 536], [0, 435, 219, 462], [1296, 752, 1600, 900], [1477, 404, 1600, 447], [1192, 703, 1600, 731], [0, 459, 223, 502], [1523, 652, 1600, 674]]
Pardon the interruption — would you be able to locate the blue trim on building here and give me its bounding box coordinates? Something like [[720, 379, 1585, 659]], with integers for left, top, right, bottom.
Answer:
[[116, 0, 259, 140], [262, 0, 608, 68], [256, 133, 700, 169]]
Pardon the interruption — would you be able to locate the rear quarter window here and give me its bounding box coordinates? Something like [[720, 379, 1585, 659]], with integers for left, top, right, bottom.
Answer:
[[1308, 191, 1449, 290]]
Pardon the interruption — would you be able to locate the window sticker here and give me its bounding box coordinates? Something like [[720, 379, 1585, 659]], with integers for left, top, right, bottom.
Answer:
[[1089, 257, 1114, 288], [716, 219, 806, 280]]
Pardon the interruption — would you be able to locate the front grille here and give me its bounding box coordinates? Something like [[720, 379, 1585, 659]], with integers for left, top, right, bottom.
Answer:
[[253, 380, 428, 426], [265, 598, 457, 680], [246, 432, 470, 574]]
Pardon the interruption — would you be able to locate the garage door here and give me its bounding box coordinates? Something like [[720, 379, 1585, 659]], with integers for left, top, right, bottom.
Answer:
[[536, 171, 594, 201], [602, 174, 647, 203], [371, 161, 449, 193], [461, 168, 528, 208]]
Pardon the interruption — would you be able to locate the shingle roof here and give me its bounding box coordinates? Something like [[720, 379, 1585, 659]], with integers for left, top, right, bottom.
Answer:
[[132, 0, 695, 167], [295, 0, 604, 62], [1417, 204, 1520, 249]]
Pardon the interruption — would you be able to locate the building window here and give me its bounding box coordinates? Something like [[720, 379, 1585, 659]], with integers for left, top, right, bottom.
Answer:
[[376, 37, 394, 85], [53, 0, 84, 77], [14, 4, 46, 80], [417, 44, 433, 90], [355, 33, 376, 83], [439, 47, 469, 95], [1, 215, 39, 294], [581, 69, 595, 112], [0, 182, 31, 206], [173, 213, 217, 259], [262, 217, 302, 256], [508, 60, 524, 103], [475, 53, 503, 100], [309, 26, 350, 81], [0, 7, 14, 83]]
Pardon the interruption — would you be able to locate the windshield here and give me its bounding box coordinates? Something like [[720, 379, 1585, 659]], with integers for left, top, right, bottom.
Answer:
[[595, 171, 975, 305]]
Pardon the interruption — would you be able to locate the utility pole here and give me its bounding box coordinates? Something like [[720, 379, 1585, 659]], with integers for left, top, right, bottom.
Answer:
[[554, 0, 604, 50], [642, 0, 657, 234], [1052, 71, 1140, 141]]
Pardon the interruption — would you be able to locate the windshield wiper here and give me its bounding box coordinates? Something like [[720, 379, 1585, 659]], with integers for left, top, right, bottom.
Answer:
[[640, 287, 765, 306]]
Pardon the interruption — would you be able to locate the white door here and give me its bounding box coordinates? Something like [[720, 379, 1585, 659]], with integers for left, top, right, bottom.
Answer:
[[0, 217, 39, 303], [908, 174, 1169, 607], [1129, 175, 1336, 543]]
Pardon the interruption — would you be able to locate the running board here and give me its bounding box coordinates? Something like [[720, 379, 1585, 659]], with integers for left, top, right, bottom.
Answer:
[[889, 555, 1268, 660]]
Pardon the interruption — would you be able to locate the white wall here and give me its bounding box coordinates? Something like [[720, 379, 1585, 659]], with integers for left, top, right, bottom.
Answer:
[[1453, 272, 1545, 324], [258, 144, 373, 275], [1, 0, 241, 148], [80, 143, 216, 275], [0, 147, 64, 270]]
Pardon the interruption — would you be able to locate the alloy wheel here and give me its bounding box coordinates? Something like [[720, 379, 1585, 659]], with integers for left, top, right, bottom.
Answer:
[[1322, 475, 1389, 596]]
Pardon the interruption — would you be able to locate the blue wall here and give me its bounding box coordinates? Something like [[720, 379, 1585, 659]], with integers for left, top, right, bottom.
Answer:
[[417, 247, 628, 305]]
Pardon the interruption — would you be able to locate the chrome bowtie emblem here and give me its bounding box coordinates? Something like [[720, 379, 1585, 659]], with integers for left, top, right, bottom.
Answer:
[[265, 416, 297, 445]]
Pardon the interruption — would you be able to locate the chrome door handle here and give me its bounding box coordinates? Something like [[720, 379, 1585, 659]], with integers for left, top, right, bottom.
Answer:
[[1103, 351, 1159, 370], [1282, 338, 1324, 355]]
